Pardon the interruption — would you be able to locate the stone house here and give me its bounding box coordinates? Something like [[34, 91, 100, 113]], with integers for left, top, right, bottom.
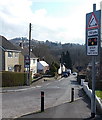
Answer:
[[0, 36, 21, 72]]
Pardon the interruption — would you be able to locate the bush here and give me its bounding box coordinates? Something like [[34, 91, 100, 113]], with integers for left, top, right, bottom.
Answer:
[[1, 71, 27, 87], [49, 62, 59, 77]]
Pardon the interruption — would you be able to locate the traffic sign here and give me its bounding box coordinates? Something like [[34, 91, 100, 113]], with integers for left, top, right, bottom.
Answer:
[[87, 12, 99, 29], [88, 29, 98, 36], [24, 55, 30, 68], [87, 36, 98, 55], [86, 10, 101, 56]]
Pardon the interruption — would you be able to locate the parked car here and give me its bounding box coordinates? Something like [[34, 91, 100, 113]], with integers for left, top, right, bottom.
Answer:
[[66, 69, 71, 75], [73, 72, 77, 76], [62, 72, 68, 77]]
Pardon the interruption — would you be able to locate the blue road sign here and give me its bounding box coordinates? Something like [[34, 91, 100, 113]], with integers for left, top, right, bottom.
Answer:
[[24, 55, 30, 68], [86, 10, 101, 56]]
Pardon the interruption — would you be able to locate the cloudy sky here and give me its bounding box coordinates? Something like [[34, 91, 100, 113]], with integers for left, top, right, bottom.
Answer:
[[0, 0, 102, 44]]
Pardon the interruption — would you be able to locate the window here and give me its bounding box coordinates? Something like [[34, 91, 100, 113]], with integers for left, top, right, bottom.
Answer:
[[8, 52, 13, 57], [33, 70, 36, 73], [8, 66, 13, 71], [15, 53, 18, 57], [33, 59, 35, 64]]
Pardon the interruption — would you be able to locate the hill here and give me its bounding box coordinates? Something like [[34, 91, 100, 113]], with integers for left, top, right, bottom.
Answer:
[[9, 37, 90, 69]]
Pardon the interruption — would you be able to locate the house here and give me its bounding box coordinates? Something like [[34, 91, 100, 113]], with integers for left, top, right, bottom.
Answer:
[[0, 36, 38, 76], [37, 60, 49, 73], [0, 36, 21, 72], [58, 63, 66, 74], [17, 44, 38, 76]]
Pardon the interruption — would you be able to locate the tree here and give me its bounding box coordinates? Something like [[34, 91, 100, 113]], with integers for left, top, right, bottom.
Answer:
[[61, 52, 65, 64], [61, 51, 72, 70], [66, 51, 72, 70], [32, 44, 58, 65], [49, 62, 59, 76]]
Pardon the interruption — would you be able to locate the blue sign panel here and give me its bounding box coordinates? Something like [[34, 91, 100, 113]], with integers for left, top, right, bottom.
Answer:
[[86, 10, 101, 56], [24, 55, 30, 68]]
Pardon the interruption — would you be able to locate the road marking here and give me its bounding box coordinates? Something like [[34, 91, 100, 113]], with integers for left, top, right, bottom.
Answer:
[[36, 86, 41, 88], [1, 86, 36, 93], [58, 79, 63, 81], [47, 86, 60, 89], [46, 83, 50, 86]]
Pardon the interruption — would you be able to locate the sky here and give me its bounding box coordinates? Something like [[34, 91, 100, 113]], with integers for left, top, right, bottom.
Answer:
[[0, 0, 102, 44]]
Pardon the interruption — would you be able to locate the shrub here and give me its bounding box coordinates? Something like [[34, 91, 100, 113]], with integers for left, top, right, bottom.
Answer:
[[1, 71, 27, 87], [49, 62, 59, 76]]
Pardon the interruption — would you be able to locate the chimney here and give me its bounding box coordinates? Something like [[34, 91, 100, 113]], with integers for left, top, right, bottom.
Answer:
[[19, 42, 23, 49], [37, 59, 39, 62]]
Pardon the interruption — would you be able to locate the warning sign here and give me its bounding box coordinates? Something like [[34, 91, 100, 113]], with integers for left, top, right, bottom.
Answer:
[[86, 10, 101, 56], [88, 13, 99, 29]]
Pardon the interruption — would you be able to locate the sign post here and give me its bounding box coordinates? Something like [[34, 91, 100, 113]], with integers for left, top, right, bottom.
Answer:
[[86, 4, 101, 118]]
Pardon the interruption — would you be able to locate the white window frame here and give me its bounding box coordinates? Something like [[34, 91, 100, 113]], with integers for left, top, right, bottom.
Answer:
[[15, 53, 18, 58], [33, 59, 35, 64], [8, 52, 13, 58]]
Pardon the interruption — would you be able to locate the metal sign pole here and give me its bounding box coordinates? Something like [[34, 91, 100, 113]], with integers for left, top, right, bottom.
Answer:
[[91, 56, 96, 117], [91, 4, 96, 118]]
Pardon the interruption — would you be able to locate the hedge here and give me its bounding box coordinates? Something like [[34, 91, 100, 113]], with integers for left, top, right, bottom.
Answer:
[[1, 71, 27, 87]]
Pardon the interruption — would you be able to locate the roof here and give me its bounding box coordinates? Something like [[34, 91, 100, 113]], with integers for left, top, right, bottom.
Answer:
[[0, 36, 20, 51], [39, 61, 49, 67], [0, 35, 37, 58], [17, 46, 37, 58]]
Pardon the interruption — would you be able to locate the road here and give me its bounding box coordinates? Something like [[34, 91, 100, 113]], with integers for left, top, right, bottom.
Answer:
[[2, 75, 82, 118]]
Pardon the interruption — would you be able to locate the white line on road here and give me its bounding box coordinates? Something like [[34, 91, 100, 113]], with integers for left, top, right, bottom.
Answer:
[[46, 83, 50, 86], [2, 86, 36, 93], [58, 79, 63, 81], [36, 85, 41, 88]]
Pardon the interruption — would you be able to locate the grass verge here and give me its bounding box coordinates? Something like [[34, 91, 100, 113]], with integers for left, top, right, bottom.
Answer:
[[95, 91, 102, 99]]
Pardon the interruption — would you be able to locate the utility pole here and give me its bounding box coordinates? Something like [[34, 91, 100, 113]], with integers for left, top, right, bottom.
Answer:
[[28, 23, 31, 86]]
